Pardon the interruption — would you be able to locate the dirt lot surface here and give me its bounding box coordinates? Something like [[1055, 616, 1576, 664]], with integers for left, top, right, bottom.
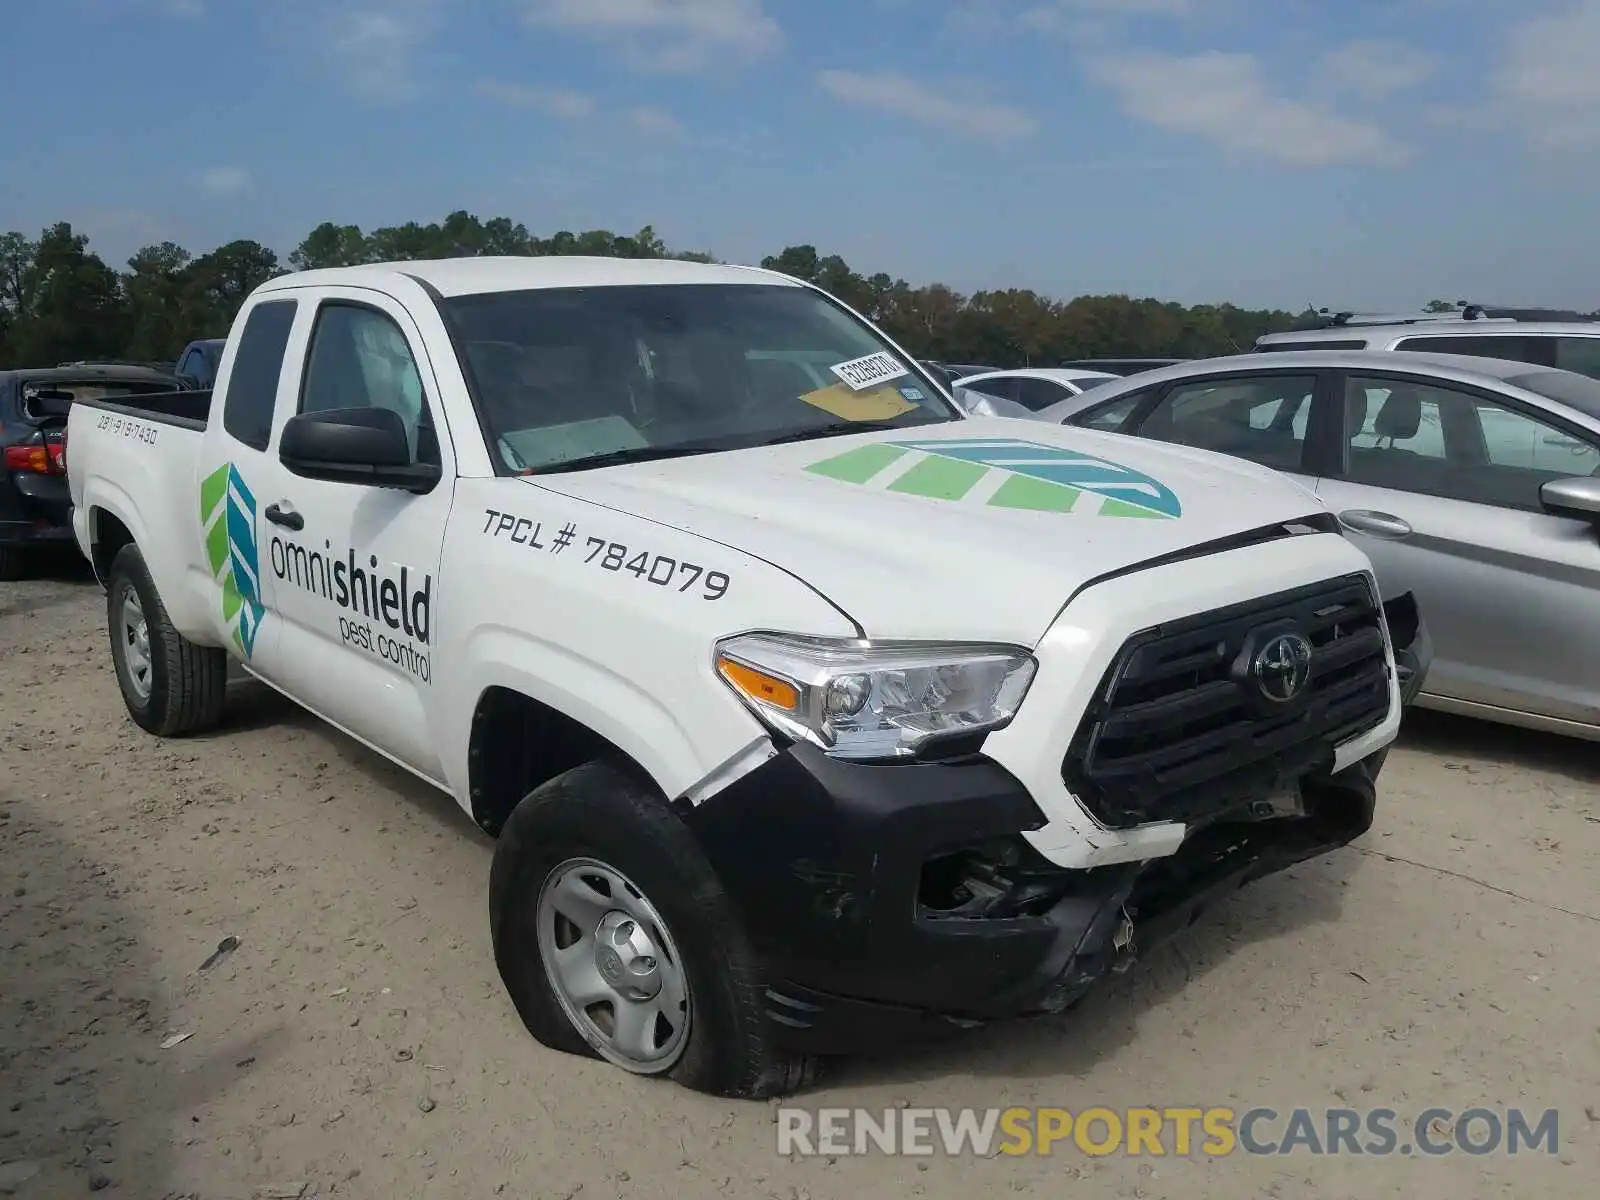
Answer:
[[2, 564, 1597, 1200]]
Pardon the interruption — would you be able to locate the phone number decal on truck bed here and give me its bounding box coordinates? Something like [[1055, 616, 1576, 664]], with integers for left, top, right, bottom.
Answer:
[[481, 508, 730, 600], [95, 412, 160, 444]]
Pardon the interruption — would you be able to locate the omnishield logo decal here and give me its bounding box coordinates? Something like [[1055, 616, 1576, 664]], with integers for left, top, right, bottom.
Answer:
[[805, 437, 1182, 518], [200, 462, 265, 657]]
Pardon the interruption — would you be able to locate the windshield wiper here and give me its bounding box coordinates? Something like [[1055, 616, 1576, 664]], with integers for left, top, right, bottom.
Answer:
[[752, 420, 925, 448], [524, 418, 948, 474], [524, 443, 736, 475]]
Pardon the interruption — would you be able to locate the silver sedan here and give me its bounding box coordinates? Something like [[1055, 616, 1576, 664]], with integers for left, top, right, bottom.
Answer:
[[1030, 350, 1600, 741]]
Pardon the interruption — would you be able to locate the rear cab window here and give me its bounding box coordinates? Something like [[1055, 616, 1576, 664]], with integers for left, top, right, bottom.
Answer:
[[222, 300, 299, 451]]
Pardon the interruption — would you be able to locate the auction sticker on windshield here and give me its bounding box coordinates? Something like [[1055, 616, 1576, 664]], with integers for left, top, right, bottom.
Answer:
[[831, 351, 908, 391]]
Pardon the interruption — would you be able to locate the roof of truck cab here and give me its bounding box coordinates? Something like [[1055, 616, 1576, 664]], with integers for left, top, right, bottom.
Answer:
[[257, 255, 800, 298]]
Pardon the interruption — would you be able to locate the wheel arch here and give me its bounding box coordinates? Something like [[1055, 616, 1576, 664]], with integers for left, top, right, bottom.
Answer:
[[467, 684, 668, 836]]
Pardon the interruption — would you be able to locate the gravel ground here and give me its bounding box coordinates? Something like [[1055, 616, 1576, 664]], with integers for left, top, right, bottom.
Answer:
[[2, 562, 1597, 1199]]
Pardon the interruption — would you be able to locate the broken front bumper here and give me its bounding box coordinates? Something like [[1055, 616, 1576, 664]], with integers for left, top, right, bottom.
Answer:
[[681, 601, 1431, 1057]]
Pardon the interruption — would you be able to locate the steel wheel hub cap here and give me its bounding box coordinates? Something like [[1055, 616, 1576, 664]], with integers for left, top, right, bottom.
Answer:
[[535, 857, 690, 1074], [121, 590, 152, 702]]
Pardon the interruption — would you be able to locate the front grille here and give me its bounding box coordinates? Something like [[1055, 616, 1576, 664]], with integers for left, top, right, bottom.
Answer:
[[1062, 573, 1391, 828]]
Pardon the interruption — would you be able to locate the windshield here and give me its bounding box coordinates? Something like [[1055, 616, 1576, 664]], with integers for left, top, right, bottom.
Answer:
[[1505, 370, 1600, 421], [439, 283, 960, 473]]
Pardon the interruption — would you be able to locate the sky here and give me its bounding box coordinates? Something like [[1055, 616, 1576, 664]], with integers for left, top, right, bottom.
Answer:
[[4, 0, 1600, 311]]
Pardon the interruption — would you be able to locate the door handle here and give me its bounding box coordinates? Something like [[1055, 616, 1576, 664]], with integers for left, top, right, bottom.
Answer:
[[264, 502, 303, 531], [1338, 509, 1412, 539]]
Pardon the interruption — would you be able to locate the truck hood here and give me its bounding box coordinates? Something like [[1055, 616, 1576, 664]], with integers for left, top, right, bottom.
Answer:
[[524, 418, 1332, 645]]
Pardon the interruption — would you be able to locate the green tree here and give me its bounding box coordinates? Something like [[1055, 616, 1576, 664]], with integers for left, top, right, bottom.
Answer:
[[1, 210, 1405, 370], [5, 223, 125, 365], [122, 242, 194, 361], [183, 240, 281, 335]]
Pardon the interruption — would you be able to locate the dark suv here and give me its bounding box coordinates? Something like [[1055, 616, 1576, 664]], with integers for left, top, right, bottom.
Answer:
[[0, 365, 184, 579]]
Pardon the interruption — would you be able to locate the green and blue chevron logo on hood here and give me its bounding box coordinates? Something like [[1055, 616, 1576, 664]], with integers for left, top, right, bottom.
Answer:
[[199, 461, 265, 657], [805, 436, 1183, 519]]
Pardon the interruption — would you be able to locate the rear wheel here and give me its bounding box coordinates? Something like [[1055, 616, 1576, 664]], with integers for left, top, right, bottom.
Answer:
[[489, 760, 818, 1098], [106, 543, 228, 736]]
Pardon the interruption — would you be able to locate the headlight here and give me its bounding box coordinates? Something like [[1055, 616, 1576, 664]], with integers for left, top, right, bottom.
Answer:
[[713, 633, 1037, 760]]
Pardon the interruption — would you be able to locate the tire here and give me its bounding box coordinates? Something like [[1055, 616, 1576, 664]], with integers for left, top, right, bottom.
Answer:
[[489, 760, 818, 1099], [106, 543, 228, 736], [0, 546, 28, 582]]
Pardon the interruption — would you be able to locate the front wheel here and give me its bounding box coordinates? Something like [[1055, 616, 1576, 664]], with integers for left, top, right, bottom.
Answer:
[[106, 543, 228, 736], [489, 761, 818, 1099]]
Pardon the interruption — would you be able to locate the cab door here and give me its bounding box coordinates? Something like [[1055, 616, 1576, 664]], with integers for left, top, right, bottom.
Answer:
[[250, 289, 457, 781], [194, 296, 302, 675]]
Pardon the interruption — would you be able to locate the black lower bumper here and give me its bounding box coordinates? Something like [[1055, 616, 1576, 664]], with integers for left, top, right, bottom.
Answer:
[[682, 602, 1432, 1057], [1, 475, 73, 546]]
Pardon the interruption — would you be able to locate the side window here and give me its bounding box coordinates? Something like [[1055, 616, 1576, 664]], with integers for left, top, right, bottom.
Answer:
[[1345, 379, 1446, 458], [1392, 334, 1553, 366], [222, 300, 297, 452], [1133, 374, 1315, 471], [1257, 339, 1367, 351], [1013, 377, 1072, 411], [1342, 374, 1600, 510], [1553, 336, 1600, 380], [299, 303, 438, 466], [965, 376, 1018, 402], [1071, 392, 1147, 432]]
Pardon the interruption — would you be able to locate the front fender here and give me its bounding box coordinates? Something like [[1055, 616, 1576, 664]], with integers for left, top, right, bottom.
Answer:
[[431, 478, 861, 804], [445, 625, 772, 802]]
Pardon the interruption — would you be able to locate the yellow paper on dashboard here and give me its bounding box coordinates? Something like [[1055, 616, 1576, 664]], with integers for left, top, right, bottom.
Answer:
[[799, 381, 916, 420]]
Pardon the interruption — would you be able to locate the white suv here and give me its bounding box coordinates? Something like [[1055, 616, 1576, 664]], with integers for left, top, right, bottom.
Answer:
[[1255, 320, 1600, 379]]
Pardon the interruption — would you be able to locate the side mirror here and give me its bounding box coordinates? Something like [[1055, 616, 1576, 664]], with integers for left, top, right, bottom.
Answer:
[[279, 406, 440, 492], [1539, 476, 1600, 523]]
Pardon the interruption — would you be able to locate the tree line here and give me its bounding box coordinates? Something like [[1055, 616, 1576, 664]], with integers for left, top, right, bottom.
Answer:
[[1, 209, 1326, 371]]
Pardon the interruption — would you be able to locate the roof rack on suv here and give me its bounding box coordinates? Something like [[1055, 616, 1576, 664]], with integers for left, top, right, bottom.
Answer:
[[1293, 302, 1599, 330]]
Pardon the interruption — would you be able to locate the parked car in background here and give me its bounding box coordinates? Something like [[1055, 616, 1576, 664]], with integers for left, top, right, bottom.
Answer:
[[1255, 314, 1600, 380], [175, 338, 228, 389], [954, 368, 1120, 413], [1030, 349, 1600, 741], [1, 364, 186, 578], [1056, 357, 1188, 375], [950, 386, 1034, 419], [941, 361, 1001, 378]]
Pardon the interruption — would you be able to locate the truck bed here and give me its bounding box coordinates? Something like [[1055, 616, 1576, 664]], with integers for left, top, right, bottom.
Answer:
[[76, 389, 212, 430]]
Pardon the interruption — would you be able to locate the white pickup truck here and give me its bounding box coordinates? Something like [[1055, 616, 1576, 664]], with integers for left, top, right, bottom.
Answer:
[[65, 256, 1429, 1098]]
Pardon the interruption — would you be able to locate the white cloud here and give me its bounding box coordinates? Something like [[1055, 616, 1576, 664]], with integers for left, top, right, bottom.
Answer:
[[321, 4, 437, 103], [1320, 39, 1437, 99], [197, 167, 249, 196], [523, 0, 781, 72], [626, 106, 686, 137], [1086, 50, 1407, 166], [947, 0, 1195, 39], [1493, 1, 1600, 147], [476, 80, 596, 118], [816, 69, 1036, 141]]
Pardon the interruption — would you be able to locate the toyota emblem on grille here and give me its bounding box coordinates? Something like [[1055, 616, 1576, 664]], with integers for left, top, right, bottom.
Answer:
[[1253, 632, 1314, 703]]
